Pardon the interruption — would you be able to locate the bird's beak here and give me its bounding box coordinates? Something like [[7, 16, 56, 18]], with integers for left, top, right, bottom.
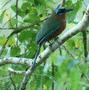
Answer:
[[65, 8, 73, 13]]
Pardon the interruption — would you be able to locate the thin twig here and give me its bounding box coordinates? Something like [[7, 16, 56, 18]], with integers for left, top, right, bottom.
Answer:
[[19, 66, 36, 90], [0, 0, 11, 10], [62, 45, 75, 59], [82, 31, 87, 62], [0, 17, 48, 56], [16, 0, 19, 45], [16, 0, 18, 28], [52, 63, 55, 90], [9, 72, 16, 90]]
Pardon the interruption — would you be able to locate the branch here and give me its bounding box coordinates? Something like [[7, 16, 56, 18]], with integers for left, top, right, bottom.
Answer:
[[19, 5, 89, 90], [8, 68, 26, 75], [0, 57, 32, 66], [0, 18, 48, 56]]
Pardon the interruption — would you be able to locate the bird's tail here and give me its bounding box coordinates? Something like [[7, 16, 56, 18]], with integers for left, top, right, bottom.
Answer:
[[31, 45, 41, 69]]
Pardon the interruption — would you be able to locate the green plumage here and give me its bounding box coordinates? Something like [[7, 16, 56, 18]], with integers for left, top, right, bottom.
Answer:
[[36, 14, 61, 45]]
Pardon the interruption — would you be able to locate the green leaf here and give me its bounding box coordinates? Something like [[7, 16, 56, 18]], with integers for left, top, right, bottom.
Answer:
[[10, 46, 20, 56], [66, 39, 75, 50], [9, 18, 16, 27], [0, 36, 15, 46], [34, 0, 46, 6], [11, 5, 26, 17], [0, 36, 7, 45], [7, 37, 15, 46], [25, 41, 37, 58], [24, 7, 40, 23], [18, 30, 36, 42], [66, 0, 83, 22], [69, 68, 81, 90], [0, 10, 5, 22]]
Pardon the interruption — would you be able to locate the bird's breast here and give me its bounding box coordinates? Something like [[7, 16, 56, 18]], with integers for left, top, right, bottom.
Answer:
[[47, 16, 66, 41]]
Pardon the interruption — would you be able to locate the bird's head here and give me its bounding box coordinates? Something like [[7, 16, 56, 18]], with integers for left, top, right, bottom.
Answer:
[[54, 4, 73, 15]]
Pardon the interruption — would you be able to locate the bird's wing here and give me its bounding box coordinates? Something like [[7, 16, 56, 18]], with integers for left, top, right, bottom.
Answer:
[[36, 16, 61, 45]]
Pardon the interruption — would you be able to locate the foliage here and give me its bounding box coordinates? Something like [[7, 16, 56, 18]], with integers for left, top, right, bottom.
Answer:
[[0, 0, 89, 90]]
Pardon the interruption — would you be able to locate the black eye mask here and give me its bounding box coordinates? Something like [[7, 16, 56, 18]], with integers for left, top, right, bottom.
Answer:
[[54, 4, 73, 15]]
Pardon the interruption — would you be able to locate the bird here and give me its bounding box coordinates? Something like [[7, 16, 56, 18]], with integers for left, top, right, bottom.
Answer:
[[32, 4, 73, 69]]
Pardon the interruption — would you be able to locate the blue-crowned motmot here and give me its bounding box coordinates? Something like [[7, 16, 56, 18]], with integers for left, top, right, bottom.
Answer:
[[32, 4, 72, 68]]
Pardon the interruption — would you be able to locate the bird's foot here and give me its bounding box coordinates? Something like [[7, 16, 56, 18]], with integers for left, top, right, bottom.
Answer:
[[48, 41, 53, 47]]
